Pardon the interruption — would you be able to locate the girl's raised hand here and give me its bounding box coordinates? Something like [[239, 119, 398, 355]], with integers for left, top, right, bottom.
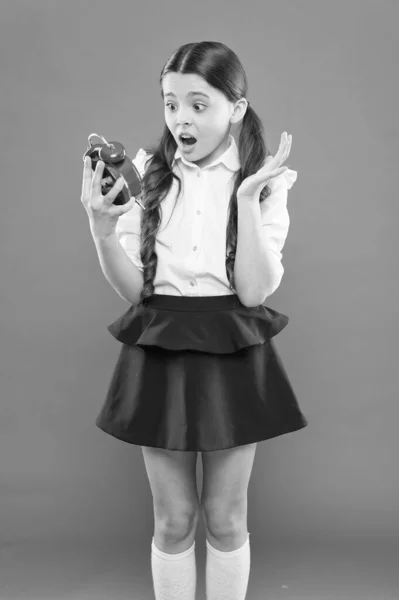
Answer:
[[237, 132, 292, 201], [80, 157, 136, 240]]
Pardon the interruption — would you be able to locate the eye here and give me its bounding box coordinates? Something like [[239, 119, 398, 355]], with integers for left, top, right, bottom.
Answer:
[[165, 103, 205, 112]]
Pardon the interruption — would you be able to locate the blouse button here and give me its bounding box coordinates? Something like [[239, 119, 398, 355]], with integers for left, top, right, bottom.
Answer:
[[197, 171, 201, 178], [193, 246, 197, 251], [196, 210, 201, 215], [189, 281, 195, 286]]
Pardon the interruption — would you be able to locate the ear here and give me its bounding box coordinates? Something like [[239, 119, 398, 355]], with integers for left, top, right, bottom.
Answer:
[[231, 98, 249, 124]]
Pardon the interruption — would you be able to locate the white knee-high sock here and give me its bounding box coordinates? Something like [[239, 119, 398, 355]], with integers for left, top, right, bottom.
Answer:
[[206, 532, 251, 600], [151, 536, 196, 600]]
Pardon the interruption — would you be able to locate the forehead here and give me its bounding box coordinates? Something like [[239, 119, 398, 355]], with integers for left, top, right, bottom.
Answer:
[[162, 72, 215, 99]]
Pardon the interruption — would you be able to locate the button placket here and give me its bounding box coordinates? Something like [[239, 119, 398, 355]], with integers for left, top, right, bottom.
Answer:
[[191, 172, 203, 257], [187, 168, 204, 292]]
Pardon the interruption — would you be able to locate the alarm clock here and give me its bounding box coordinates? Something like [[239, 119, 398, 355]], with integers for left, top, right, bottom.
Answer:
[[82, 133, 145, 209]]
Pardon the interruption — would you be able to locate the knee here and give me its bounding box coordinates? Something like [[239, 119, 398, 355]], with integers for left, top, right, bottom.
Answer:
[[202, 499, 247, 537], [156, 507, 200, 541]]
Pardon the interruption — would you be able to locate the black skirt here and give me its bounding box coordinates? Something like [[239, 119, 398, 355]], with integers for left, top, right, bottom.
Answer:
[[95, 294, 308, 452]]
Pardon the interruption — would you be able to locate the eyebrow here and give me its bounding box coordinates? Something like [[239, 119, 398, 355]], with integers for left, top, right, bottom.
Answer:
[[164, 91, 210, 99]]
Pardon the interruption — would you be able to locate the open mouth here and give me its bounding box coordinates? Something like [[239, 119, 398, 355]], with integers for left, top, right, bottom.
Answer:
[[179, 134, 197, 148]]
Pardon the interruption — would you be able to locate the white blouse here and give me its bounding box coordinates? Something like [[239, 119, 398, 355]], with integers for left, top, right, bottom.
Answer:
[[115, 134, 297, 297]]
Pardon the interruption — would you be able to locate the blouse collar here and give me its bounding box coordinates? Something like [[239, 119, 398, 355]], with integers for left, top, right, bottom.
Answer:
[[172, 134, 241, 173]]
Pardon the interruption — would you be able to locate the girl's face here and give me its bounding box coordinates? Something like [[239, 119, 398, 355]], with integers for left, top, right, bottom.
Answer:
[[162, 72, 243, 169]]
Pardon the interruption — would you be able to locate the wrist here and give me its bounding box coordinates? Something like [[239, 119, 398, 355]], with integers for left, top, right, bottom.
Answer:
[[237, 193, 258, 204], [237, 195, 260, 208], [91, 227, 117, 244]]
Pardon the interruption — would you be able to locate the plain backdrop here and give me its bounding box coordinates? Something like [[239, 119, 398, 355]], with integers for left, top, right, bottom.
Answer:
[[1, 0, 398, 564]]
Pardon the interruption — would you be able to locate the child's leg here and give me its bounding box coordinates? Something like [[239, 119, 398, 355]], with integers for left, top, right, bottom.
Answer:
[[205, 532, 251, 600], [202, 443, 256, 599], [142, 446, 199, 600], [151, 537, 196, 600]]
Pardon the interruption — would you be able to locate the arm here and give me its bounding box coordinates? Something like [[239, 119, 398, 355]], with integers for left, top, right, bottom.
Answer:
[[234, 168, 295, 307], [92, 232, 144, 305], [91, 147, 150, 305], [234, 197, 282, 307]]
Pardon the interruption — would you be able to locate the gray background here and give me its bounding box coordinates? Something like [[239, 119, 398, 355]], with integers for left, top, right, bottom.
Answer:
[[1, 0, 398, 598]]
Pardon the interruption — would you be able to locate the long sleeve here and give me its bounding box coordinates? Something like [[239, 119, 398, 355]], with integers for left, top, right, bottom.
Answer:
[[114, 148, 150, 272], [259, 168, 298, 294]]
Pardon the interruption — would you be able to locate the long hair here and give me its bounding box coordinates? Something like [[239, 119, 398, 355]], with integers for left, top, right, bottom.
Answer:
[[138, 41, 273, 304]]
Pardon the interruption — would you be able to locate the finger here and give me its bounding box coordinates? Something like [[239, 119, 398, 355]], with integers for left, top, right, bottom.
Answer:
[[81, 156, 93, 200], [259, 155, 277, 175], [119, 195, 136, 215], [276, 132, 290, 165], [274, 167, 288, 179], [278, 133, 288, 159], [284, 133, 292, 159], [289, 134, 292, 152], [285, 134, 292, 160], [103, 175, 127, 204], [261, 155, 276, 172], [91, 160, 106, 195], [266, 167, 288, 182], [109, 195, 136, 218]]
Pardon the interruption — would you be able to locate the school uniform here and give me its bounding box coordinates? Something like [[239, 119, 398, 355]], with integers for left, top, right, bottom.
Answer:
[[95, 134, 308, 451]]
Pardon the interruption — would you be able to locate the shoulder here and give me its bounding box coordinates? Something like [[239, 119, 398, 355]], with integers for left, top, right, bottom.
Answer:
[[132, 148, 155, 178]]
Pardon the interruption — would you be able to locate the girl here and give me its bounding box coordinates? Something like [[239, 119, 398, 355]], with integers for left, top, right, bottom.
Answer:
[[81, 41, 308, 600]]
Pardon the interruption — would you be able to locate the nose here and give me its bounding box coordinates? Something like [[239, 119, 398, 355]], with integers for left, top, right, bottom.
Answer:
[[175, 108, 192, 125]]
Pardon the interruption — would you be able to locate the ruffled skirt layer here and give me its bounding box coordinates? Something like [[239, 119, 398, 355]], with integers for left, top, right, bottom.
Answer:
[[95, 294, 308, 451]]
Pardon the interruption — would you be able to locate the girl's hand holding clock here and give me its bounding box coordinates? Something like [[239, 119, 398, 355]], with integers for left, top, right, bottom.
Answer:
[[237, 132, 292, 201], [80, 157, 136, 240]]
